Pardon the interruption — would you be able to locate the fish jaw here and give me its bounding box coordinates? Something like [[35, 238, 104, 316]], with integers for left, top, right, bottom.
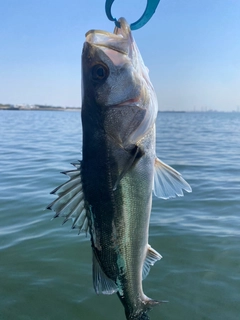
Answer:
[[81, 40, 143, 110], [81, 18, 158, 144]]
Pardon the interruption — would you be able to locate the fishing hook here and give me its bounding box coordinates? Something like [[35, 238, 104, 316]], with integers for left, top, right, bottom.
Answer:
[[105, 0, 160, 30]]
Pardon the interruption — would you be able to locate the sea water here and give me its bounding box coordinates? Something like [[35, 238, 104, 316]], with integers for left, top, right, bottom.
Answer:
[[0, 110, 239, 320]]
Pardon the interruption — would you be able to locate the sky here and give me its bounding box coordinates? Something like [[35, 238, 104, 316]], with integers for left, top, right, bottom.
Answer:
[[0, 0, 239, 111]]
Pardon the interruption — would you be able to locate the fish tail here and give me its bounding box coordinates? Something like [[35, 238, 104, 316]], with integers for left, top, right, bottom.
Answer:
[[125, 298, 165, 320], [127, 312, 150, 320]]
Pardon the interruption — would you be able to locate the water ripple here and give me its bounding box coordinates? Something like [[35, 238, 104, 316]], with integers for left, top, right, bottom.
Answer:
[[1, 111, 240, 320]]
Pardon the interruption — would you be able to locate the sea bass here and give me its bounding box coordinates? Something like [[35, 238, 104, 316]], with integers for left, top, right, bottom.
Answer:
[[48, 18, 191, 320]]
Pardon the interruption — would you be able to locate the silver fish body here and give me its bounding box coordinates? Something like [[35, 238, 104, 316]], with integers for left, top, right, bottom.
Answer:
[[48, 18, 191, 320]]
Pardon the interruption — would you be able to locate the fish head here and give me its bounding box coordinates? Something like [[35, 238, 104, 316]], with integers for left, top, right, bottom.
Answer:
[[81, 18, 158, 144]]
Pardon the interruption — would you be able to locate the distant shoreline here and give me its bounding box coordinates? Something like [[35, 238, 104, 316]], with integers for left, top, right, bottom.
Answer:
[[0, 104, 80, 112], [0, 106, 187, 113], [0, 104, 238, 113]]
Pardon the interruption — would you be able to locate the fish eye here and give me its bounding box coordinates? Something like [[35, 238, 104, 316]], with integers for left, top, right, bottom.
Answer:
[[91, 64, 109, 82]]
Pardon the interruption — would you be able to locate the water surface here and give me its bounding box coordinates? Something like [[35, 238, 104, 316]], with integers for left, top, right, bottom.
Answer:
[[0, 110, 239, 320]]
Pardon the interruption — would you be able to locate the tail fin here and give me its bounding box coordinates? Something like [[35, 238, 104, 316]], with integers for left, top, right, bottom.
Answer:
[[126, 298, 163, 320], [127, 312, 150, 320]]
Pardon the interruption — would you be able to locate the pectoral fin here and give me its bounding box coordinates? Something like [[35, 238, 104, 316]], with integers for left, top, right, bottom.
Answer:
[[153, 158, 192, 199], [113, 144, 144, 191], [47, 161, 89, 233]]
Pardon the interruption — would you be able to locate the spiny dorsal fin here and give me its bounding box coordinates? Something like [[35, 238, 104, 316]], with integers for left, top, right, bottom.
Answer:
[[153, 158, 192, 199], [47, 161, 89, 233], [92, 251, 118, 295], [142, 245, 162, 280]]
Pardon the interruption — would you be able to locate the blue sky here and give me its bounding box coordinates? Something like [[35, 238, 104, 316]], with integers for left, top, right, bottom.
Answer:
[[0, 0, 239, 111]]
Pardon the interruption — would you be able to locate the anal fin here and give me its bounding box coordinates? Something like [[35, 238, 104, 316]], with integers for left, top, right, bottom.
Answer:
[[142, 245, 162, 280]]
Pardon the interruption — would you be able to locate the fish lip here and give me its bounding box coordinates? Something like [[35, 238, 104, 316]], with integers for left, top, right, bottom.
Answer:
[[119, 96, 140, 106], [85, 30, 129, 55], [85, 19, 133, 55], [85, 29, 116, 38], [85, 18, 131, 38], [92, 42, 127, 55], [108, 96, 141, 108]]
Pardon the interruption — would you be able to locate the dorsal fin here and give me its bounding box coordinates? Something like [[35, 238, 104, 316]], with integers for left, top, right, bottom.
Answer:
[[92, 251, 118, 295], [47, 161, 89, 233], [153, 158, 192, 199]]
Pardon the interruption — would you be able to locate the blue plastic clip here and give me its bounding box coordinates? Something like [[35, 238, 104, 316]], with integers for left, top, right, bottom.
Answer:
[[105, 0, 160, 30]]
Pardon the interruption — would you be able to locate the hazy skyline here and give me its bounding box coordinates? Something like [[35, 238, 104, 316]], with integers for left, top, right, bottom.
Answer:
[[0, 0, 239, 111]]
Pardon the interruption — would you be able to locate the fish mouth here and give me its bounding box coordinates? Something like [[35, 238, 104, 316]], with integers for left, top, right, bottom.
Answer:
[[85, 18, 133, 56]]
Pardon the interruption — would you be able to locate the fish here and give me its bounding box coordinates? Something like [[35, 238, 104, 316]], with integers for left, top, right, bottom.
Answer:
[[48, 18, 192, 320]]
